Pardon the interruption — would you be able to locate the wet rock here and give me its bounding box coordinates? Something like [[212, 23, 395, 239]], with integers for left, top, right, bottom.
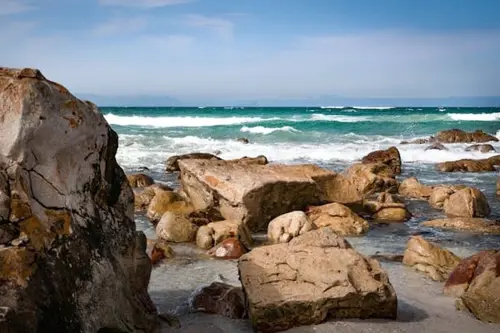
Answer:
[[364, 192, 411, 222], [238, 228, 398, 332], [465, 144, 496, 153], [127, 173, 154, 188], [267, 211, 313, 244], [190, 282, 246, 319], [156, 211, 197, 243], [398, 177, 433, 199], [306, 202, 369, 236], [436, 129, 498, 143], [151, 239, 175, 265], [436, 155, 500, 172], [428, 185, 466, 209], [443, 187, 490, 218], [361, 146, 402, 174], [421, 218, 500, 234], [425, 142, 448, 151], [196, 220, 252, 250], [165, 152, 222, 173], [402, 236, 461, 281], [146, 189, 193, 223], [236, 137, 249, 144], [0, 68, 158, 332], [207, 237, 247, 259]]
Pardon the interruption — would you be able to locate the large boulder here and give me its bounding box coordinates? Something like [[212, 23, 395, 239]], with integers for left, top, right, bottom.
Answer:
[[156, 211, 197, 243], [436, 156, 500, 172], [343, 163, 398, 195], [190, 282, 246, 319], [435, 129, 498, 143], [238, 228, 398, 332], [196, 220, 252, 250], [127, 173, 154, 188], [0, 68, 158, 332], [465, 144, 496, 153], [306, 203, 369, 236], [421, 218, 500, 234], [398, 177, 433, 199], [428, 185, 466, 209], [267, 211, 313, 244], [402, 236, 460, 281], [361, 146, 401, 174], [443, 187, 490, 218], [146, 189, 193, 223], [165, 152, 222, 172], [363, 192, 411, 222]]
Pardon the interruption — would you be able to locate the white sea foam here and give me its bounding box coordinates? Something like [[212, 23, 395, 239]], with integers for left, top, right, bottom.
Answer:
[[240, 126, 301, 135], [447, 112, 500, 121], [320, 106, 345, 109], [352, 106, 395, 110], [309, 113, 369, 122], [104, 113, 278, 127]]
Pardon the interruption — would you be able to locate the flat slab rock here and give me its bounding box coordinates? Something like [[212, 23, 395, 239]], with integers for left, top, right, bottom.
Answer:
[[179, 159, 337, 231], [238, 228, 398, 333]]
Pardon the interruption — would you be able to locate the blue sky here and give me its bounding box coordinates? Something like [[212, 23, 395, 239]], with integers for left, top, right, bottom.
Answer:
[[1, 0, 500, 103]]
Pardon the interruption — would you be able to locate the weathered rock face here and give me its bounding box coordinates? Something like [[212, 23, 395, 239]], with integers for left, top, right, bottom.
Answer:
[[428, 185, 465, 209], [364, 192, 410, 222], [156, 211, 197, 243], [361, 146, 401, 174], [127, 173, 155, 188], [421, 218, 500, 234], [343, 163, 398, 195], [444, 250, 500, 323], [179, 159, 337, 232], [267, 211, 313, 244], [435, 129, 498, 143], [239, 228, 398, 333], [465, 144, 496, 153], [398, 177, 433, 199], [196, 220, 252, 250], [166, 152, 222, 172], [443, 187, 490, 218], [190, 282, 246, 319], [425, 142, 448, 151], [436, 156, 500, 172], [306, 203, 369, 236], [402, 236, 460, 281], [146, 189, 193, 223], [0, 68, 158, 332]]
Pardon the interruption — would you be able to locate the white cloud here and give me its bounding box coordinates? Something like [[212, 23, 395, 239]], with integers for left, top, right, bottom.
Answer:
[[94, 17, 147, 36], [0, 0, 35, 15], [99, 0, 192, 8], [184, 14, 234, 39]]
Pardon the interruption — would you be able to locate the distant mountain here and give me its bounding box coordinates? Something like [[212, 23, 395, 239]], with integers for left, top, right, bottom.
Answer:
[[77, 94, 182, 107]]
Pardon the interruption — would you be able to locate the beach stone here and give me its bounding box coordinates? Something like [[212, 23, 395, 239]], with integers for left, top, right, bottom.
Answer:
[[443, 187, 490, 218], [238, 228, 398, 332], [196, 220, 252, 250], [364, 192, 411, 222], [465, 144, 496, 153], [421, 218, 500, 234], [435, 129, 498, 143], [343, 162, 398, 195], [165, 152, 222, 172], [398, 177, 433, 199], [127, 173, 154, 188], [436, 156, 500, 172], [361, 146, 402, 174], [150, 239, 175, 265], [146, 189, 193, 223], [425, 142, 448, 151], [267, 211, 313, 244], [0, 68, 158, 332], [207, 237, 247, 259], [402, 236, 461, 281], [156, 211, 197, 243], [307, 202, 369, 236], [428, 185, 466, 209], [190, 282, 246, 319], [178, 159, 338, 232]]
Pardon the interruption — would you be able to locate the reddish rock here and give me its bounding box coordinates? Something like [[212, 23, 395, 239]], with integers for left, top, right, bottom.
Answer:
[[150, 240, 175, 266], [190, 282, 246, 319], [361, 146, 402, 174], [207, 237, 247, 259]]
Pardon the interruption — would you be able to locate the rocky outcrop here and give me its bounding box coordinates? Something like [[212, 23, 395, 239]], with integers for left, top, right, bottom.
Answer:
[[196, 220, 252, 250], [0, 68, 158, 332], [435, 129, 498, 143], [436, 156, 500, 172], [134, 183, 172, 212], [207, 237, 247, 259], [156, 211, 197, 243], [146, 189, 193, 223], [238, 228, 398, 333], [402, 236, 460, 281], [443, 187, 490, 218], [343, 163, 398, 195], [398, 177, 433, 199], [267, 211, 313, 244], [190, 282, 246, 319], [425, 142, 448, 151], [428, 185, 466, 209], [421, 218, 500, 234], [306, 203, 369, 236], [364, 192, 411, 222], [444, 250, 500, 323], [165, 152, 222, 172], [361, 146, 401, 174], [127, 173, 154, 188], [465, 144, 496, 153]]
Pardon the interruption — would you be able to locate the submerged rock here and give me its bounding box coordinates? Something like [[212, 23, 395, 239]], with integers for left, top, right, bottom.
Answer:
[[238, 228, 398, 333], [307, 202, 369, 236], [0, 68, 158, 332], [425, 142, 448, 151], [436, 156, 500, 172], [165, 152, 222, 173], [402, 236, 461, 281], [190, 282, 246, 319], [398, 177, 433, 199], [127, 173, 155, 188], [465, 144, 496, 153], [421, 218, 500, 234], [267, 211, 313, 244], [443, 187, 490, 218], [361, 146, 402, 174], [236, 137, 250, 144]]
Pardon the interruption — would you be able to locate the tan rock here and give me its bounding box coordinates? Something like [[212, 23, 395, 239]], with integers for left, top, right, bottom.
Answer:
[[190, 282, 246, 319], [196, 220, 252, 250], [307, 203, 369, 236], [267, 211, 313, 244], [443, 187, 490, 218], [361, 146, 402, 174], [344, 163, 398, 195], [436, 129, 498, 143], [127, 173, 154, 188], [151, 239, 175, 265], [165, 152, 222, 172], [146, 189, 193, 223], [402, 236, 460, 281], [421, 218, 500, 234], [207, 237, 247, 259], [156, 211, 197, 243], [134, 183, 173, 212], [238, 228, 398, 332], [398, 177, 433, 199], [364, 192, 410, 222], [428, 185, 466, 209], [436, 156, 500, 172], [226, 155, 268, 165]]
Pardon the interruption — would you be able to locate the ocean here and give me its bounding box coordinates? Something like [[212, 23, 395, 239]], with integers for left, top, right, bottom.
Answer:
[[103, 106, 500, 254]]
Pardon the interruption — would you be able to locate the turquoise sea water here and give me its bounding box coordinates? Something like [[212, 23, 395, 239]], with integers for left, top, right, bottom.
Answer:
[[104, 106, 500, 252]]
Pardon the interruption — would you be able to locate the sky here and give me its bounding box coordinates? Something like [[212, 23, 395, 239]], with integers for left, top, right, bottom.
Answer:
[[1, 0, 500, 104]]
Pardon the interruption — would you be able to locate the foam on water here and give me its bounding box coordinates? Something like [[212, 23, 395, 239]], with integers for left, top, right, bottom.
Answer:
[[309, 113, 370, 122], [447, 112, 500, 121], [240, 125, 301, 134]]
